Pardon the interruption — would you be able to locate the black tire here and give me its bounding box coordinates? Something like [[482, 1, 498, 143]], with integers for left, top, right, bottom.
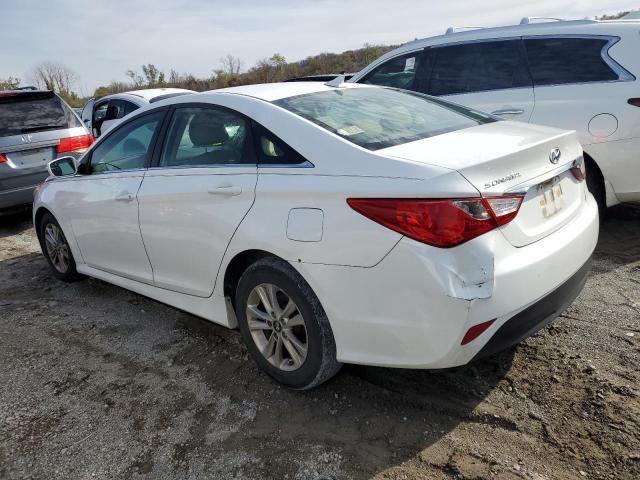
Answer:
[[235, 257, 341, 389], [585, 158, 606, 222], [39, 212, 81, 282]]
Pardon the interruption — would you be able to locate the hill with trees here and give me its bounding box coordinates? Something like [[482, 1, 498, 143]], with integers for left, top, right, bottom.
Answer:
[[92, 43, 396, 99]]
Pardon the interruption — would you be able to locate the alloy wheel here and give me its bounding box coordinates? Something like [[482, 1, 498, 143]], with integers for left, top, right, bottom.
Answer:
[[44, 223, 70, 273], [246, 283, 308, 371]]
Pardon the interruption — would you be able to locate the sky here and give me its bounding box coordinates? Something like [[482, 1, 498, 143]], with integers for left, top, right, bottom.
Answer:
[[2, 0, 638, 95]]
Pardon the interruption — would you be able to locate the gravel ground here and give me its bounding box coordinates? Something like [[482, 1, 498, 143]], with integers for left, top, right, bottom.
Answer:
[[0, 206, 638, 480]]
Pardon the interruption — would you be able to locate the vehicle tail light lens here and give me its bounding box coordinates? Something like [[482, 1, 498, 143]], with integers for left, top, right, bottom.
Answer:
[[628, 98, 640, 107], [347, 195, 524, 248], [57, 134, 93, 154], [0, 153, 6, 164], [570, 155, 587, 182], [461, 319, 496, 345]]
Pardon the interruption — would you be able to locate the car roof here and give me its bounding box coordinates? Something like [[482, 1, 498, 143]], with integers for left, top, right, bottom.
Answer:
[[100, 88, 195, 103], [209, 81, 371, 102], [349, 18, 640, 82], [405, 18, 640, 48]]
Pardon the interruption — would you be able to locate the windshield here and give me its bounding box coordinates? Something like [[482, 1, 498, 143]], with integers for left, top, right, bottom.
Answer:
[[0, 91, 81, 137], [274, 87, 496, 150]]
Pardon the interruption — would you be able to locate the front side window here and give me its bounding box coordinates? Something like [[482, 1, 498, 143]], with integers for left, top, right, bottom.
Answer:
[[90, 111, 163, 173], [160, 106, 252, 167], [360, 51, 423, 90], [427, 40, 530, 96], [274, 87, 495, 151], [524, 37, 619, 86]]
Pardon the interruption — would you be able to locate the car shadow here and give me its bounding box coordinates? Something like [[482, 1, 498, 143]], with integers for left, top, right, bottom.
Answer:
[[0, 208, 33, 238], [592, 203, 640, 271]]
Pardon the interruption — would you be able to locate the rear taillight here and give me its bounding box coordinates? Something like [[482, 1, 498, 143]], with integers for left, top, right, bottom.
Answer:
[[628, 98, 640, 107], [57, 134, 93, 154], [347, 195, 524, 248], [0, 153, 6, 164], [570, 156, 587, 182]]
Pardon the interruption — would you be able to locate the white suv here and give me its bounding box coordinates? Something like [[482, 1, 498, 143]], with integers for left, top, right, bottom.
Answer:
[[350, 18, 640, 213]]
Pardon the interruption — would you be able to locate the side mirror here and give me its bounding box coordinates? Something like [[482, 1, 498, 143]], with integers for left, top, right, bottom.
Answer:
[[47, 156, 77, 177]]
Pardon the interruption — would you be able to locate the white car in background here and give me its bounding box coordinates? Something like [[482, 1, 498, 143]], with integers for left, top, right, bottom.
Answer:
[[34, 82, 597, 389], [80, 88, 194, 138], [350, 17, 640, 214]]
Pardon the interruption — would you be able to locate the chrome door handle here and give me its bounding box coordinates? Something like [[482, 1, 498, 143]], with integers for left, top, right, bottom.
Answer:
[[115, 192, 135, 202], [491, 108, 525, 116], [208, 185, 242, 196]]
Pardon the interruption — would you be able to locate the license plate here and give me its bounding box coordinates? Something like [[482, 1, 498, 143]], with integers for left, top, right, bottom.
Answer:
[[9, 147, 55, 167], [538, 176, 564, 218]]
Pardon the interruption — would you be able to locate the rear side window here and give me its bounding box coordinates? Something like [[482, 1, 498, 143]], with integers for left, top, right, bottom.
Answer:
[[0, 91, 80, 137], [252, 122, 307, 165], [360, 51, 422, 90], [524, 37, 619, 86], [427, 40, 530, 96]]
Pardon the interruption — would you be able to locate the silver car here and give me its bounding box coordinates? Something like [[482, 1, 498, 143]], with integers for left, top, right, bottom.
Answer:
[[0, 89, 92, 214]]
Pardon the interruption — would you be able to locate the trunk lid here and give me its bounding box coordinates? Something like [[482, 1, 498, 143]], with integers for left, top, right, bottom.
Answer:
[[378, 121, 586, 247]]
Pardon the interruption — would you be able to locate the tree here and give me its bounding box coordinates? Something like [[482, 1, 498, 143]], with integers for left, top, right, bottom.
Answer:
[[125, 69, 144, 87], [269, 53, 286, 68], [141, 64, 165, 86], [219, 54, 243, 76], [0, 76, 20, 90], [30, 61, 78, 96]]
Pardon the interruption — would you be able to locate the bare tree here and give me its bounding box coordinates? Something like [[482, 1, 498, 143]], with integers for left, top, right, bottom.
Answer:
[[30, 61, 78, 96], [125, 69, 145, 87], [219, 54, 243, 76], [0, 76, 20, 90]]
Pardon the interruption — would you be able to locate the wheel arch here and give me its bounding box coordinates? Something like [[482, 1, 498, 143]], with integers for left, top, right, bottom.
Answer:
[[34, 206, 54, 248], [223, 249, 283, 309], [582, 150, 617, 208]]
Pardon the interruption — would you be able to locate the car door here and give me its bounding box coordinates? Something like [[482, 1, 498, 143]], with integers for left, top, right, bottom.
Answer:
[[419, 40, 535, 121], [80, 98, 94, 132], [66, 109, 166, 283], [91, 99, 109, 138], [101, 99, 140, 136], [137, 104, 258, 297]]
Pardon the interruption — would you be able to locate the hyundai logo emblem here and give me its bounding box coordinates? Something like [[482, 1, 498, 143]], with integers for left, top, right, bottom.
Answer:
[[549, 147, 561, 165]]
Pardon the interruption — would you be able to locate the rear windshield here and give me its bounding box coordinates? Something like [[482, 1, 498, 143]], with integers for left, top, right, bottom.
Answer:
[[0, 91, 81, 137], [274, 87, 496, 150]]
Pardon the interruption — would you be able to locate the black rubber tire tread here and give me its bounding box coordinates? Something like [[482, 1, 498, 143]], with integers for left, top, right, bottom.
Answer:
[[39, 212, 81, 282], [235, 256, 342, 389], [585, 158, 606, 223]]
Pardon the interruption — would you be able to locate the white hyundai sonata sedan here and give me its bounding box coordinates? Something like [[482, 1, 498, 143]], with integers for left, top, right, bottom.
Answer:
[[33, 82, 599, 389]]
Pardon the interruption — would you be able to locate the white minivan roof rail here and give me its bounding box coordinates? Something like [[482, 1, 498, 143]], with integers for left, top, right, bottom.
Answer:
[[520, 16, 566, 24], [445, 26, 487, 34]]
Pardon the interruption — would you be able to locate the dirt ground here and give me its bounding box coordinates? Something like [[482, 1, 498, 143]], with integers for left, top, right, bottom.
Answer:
[[0, 206, 638, 480]]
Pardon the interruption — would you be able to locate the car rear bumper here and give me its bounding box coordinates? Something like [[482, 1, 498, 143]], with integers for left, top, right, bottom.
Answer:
[[472, 256, 591, 360], [295, 193, 599, 368], [0, 183, 42, 211]]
